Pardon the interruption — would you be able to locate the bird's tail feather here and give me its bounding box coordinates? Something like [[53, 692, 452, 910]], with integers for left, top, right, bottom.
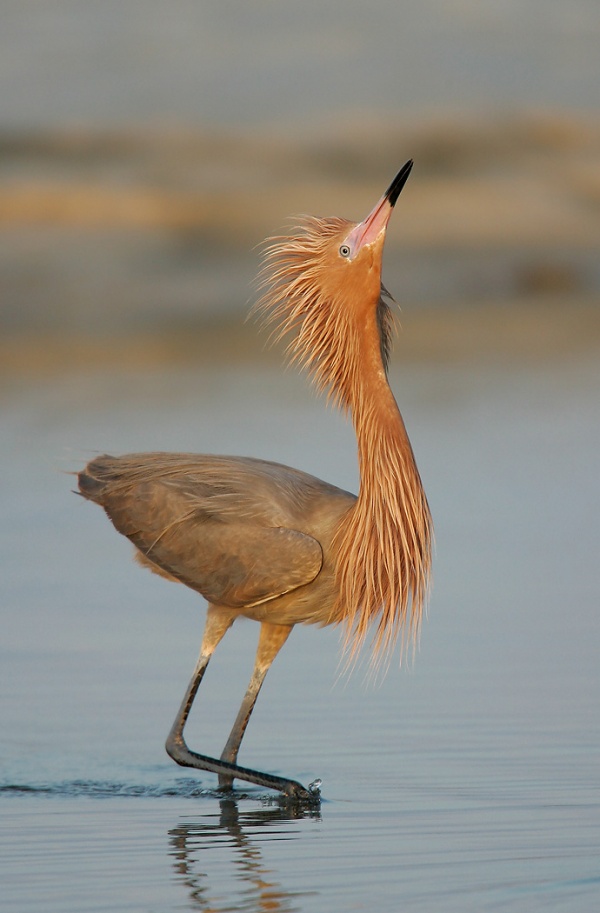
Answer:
[[77, 455, 114, 504]]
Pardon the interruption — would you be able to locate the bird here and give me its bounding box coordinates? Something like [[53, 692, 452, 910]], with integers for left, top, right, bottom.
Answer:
[[77, 160, 433, 800]]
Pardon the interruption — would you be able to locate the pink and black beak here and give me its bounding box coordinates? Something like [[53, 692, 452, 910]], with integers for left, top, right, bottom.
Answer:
[[343, 160, 413, 257]]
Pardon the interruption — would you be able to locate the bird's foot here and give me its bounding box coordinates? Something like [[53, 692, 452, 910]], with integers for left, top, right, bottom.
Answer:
[[167, 734, 317, 799]]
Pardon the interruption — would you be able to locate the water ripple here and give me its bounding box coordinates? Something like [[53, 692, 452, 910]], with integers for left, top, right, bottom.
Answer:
[[0, 778, 268, 801]]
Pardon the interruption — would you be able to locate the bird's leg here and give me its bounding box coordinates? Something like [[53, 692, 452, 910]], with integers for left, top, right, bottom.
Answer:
[[218, 621, 292, 790], [165, 606, 311, 799], [165, 605, 233, 763]]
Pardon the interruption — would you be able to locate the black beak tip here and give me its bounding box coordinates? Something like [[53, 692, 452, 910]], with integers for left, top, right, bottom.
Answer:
[[385, 159, 413, 208]]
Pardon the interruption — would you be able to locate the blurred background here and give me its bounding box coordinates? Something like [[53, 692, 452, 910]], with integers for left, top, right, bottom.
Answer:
[[1, 0, 599, 369]]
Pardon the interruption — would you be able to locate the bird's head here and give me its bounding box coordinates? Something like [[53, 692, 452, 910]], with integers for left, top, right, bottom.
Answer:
[[255, 161, 413, 403], [320, 159, 413, 305]]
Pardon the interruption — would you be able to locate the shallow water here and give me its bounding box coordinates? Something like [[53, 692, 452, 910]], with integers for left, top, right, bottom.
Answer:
[[1, 352, 599, 911]]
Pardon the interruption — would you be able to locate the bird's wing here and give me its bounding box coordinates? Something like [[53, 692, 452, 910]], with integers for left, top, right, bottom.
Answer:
[[133, 516, 323, 609], [83, 454, 325, 608]]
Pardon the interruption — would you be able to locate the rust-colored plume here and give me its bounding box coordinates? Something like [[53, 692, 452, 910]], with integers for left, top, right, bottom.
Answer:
[[254, 186, 433, 670]]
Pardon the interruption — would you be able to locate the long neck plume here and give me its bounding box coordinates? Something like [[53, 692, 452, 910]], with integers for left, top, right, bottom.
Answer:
[[333, 299, 432, 668], [255, 216, 433, 668]]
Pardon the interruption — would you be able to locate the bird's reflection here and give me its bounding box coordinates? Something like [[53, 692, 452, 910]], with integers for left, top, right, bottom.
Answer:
[[168, 795, 321, 911]]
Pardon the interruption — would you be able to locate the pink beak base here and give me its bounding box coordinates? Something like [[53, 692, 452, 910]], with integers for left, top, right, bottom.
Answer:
[[346, 159, 413, 253]]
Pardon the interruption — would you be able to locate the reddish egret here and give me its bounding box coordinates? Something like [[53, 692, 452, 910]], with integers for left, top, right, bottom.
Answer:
[[78, 160, 432, 799]]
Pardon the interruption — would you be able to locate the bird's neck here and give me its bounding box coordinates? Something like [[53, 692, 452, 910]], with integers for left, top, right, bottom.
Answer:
[[343, 308, 411, 490], [333, 307, 432, 666]]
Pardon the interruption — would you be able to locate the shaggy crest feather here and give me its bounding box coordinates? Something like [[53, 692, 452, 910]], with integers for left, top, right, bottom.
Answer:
[[255, 217, 395, 411], [254, 214, 433, 670]]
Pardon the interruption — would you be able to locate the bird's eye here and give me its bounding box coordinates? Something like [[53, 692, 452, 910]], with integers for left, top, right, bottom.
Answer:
[[339, 244, 351, 258]]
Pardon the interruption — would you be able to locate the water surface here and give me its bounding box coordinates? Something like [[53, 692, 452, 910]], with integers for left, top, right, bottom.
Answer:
[[1, 352, 599, 911]]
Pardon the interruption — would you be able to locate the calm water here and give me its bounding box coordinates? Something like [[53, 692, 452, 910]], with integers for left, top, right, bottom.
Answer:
[[1, 352, 599, 911]]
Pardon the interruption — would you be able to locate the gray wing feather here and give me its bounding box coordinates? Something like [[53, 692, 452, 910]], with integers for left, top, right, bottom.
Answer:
[[79, 453, 325, 607]]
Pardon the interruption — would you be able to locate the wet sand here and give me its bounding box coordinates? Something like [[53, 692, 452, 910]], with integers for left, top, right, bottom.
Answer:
[[2, 113, 599, 241], [1, 294, 599, 384], [1, 112, 599, 373]]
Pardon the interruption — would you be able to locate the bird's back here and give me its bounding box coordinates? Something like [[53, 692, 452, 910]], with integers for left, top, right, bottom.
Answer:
[[78, 452, 355, 624]]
